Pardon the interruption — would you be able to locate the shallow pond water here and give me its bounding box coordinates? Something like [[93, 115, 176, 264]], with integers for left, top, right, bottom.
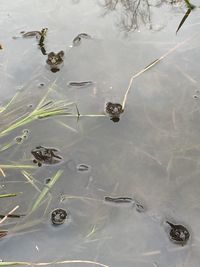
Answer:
[[0, 0, 200, 267]]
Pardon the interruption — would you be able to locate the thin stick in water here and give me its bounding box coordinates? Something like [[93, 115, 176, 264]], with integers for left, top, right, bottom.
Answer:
[[122, 34, 198, 110]]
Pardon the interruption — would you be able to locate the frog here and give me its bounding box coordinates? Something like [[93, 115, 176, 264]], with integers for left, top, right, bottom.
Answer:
[[46, 51, 64, 73], [46, 51, 64, 66], [105, 102, 124, 122], [51, 208, 67, 225], [31, 145, 62, 167], [166, 221, 190, 246]]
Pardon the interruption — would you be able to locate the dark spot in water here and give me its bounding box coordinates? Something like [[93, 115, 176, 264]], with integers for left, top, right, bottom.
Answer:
[[45, 178, 51, 184], [50, 67, 60, 73], [76, 163, 91, 172], [135, 201, 145, 212], [38, 83, 45, 88], [111, 117, 120, 122], [15, 136, 23, 144], [51, 208, 67, 225], [23, 129, 29, 134], [193, 95, 198, 99]]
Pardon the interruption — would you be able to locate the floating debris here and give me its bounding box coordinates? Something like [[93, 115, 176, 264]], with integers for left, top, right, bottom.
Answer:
[[105, 102, 124, 122], [45, 178, 51, 184], [73, 35, 81, 46], [22, 31, 41, 38], [0, 44, 2, 50], [78, 33, 91, 39], [23, 129, 29, 134], [22, 129, 30, 139], [15, 129, 30, 143], [15, 136, 23, 144], [51, 208, 67, 225], [193, 95, 199, 99], [31, 146, 62, 167], [67, 81, 93, 87], [104, 196, 134, 204], [72, 33, 91, 46], [14, 28, 48, 55], [135, 201, 145, 213], [0, 230, 8, 239], [76, 163, 91, 172], [38, 83, 45, 88], [46, 51, 64, 73], [166, 221, 190, 246], [38, 28, 48, 55]]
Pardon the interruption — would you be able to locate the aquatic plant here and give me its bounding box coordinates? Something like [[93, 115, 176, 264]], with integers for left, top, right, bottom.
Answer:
[[176, 0, 196, 34]]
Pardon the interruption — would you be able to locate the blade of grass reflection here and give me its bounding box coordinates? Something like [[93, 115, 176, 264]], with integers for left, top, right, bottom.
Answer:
[[56, 120, 78, 133], [30, 170, 63, 213]]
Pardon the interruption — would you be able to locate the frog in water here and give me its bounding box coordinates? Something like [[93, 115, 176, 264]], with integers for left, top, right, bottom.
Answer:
[[51, 208, 67, 225], [105, 102, 124, 122], [31, 145, 62, 167], [166, 221, 190, 246], [46, 51, 64, 72]]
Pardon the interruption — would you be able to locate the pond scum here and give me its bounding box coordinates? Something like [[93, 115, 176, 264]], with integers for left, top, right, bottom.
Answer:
[[0, 1, 198, 265]]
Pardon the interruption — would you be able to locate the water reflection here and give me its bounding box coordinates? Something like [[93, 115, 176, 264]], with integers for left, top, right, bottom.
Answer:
[[101, 0, 152, 31], [100, 0, 184, 31]]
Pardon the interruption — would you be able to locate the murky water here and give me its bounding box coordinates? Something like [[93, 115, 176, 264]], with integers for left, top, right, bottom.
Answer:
[[0, 0, 200, 266]]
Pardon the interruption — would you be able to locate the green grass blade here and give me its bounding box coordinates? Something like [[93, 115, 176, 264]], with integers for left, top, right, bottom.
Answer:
[[0, 193, 17, 198], [30, 169, 63, 213], [184, 0, 195, 9], [176, 8, 191, 34]]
